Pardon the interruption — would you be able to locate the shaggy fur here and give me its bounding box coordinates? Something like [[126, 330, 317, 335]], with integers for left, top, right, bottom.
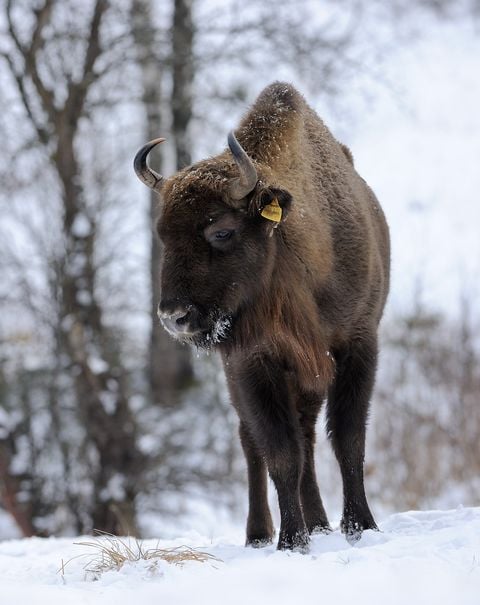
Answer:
[[151, 82, 390, 551]]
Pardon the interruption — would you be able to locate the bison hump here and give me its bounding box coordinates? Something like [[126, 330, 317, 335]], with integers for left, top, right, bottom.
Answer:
[[236, 82, 305, 165]]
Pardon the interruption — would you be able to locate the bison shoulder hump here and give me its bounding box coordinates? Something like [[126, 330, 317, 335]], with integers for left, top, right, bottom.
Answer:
[[256, 81, 304, 114]]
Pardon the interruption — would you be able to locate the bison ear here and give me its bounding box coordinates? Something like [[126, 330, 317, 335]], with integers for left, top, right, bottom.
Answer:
[[249, 187, 292, 224]]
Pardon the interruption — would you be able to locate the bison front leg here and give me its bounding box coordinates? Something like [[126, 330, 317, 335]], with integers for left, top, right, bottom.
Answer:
[[240, 358, 309, 552], [298, 395, 331, 534], [271, 445, 309, 552], [327, 336, 378, 543], [239, 421, 274, 547]]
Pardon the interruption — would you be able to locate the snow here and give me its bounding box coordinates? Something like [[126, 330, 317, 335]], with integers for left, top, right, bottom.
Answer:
[[1, 507, 479, 604], [99, 473, 125, 502], [211, 314, 232, 344], [87, 355, 109, 374], [76, 289, 92, 306], [71, 213, 92, 238]]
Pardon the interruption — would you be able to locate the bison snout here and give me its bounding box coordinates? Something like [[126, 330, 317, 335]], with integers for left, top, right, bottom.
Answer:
[[157, 303, 198, 338]]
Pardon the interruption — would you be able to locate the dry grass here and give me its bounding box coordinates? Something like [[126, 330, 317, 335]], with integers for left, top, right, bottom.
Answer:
[[60, 531, 221, 580]]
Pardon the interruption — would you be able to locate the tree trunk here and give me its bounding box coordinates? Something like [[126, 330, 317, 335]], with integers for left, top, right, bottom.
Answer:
[[55, 119, 142, 536], [132, 0, 194, 406], [172, 0, 195, 170]]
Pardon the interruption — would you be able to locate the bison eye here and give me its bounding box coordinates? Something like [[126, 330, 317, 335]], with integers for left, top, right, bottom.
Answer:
[[204, 223, 236, 249], [214, 229, 233, 241]]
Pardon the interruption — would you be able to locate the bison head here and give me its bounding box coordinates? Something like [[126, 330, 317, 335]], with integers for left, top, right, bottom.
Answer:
[[134, 132, 292, 348]]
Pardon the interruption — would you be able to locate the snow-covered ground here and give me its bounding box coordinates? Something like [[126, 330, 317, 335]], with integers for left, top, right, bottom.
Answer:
[[1, 507, 479, 604]]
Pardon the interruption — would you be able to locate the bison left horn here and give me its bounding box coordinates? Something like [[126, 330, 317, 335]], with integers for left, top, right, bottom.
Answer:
[[228, 131, 258, 200], [133, 138, 166, 192]]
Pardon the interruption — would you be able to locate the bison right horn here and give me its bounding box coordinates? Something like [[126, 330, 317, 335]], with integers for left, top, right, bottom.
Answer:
[[133, 138, 166, 193], [228, 131, 258, 200]]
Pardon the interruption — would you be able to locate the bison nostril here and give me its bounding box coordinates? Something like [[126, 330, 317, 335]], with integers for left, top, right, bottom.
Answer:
[[175, 310, 190, 326], [157, 305, 195, 335], [157, 304, 189, 320]]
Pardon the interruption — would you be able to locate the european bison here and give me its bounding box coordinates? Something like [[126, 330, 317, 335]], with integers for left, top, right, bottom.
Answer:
[[134, 82, 390, 551]]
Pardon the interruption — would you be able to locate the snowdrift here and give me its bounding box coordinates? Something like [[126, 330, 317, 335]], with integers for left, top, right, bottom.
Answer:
[[0, 507, 479, 605]]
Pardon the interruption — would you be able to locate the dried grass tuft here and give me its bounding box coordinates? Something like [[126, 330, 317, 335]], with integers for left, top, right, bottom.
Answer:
[[60, 531, 220, 580]]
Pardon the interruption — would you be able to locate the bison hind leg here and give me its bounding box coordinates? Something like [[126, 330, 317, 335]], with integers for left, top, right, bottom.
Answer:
[[326, 335, 379, 543]]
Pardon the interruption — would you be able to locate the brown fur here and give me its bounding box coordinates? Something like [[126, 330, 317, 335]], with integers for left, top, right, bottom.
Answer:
[[153, 82, 390, 550]]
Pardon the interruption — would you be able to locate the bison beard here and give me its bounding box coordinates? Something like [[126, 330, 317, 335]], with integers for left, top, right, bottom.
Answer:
[[134, 82, 390, 551]]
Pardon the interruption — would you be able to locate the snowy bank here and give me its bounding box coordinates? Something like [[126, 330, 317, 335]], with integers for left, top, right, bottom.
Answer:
[[0, 507, 479, 605]]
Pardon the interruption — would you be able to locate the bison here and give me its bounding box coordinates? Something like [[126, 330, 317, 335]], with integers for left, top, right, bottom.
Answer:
[[134, 82, 390, 551]]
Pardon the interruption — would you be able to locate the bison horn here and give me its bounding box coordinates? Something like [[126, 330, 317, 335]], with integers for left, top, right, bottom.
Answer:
[[133, 138, 166, 192], [227, 131, 258, 200]]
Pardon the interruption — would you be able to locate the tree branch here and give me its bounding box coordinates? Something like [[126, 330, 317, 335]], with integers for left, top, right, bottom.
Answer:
[[6, 0, 57, 126], [65, 0, 109, 123], [27, 0, 56, 57], [0, 52, 51, 145]]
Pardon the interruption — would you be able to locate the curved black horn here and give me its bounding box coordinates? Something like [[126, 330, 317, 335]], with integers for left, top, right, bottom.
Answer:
[[227, 131, 258, 200], [133, 138, 166, 192]]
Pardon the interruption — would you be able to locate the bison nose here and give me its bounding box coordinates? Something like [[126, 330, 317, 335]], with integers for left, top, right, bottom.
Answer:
[[157, 303, 195, 337]]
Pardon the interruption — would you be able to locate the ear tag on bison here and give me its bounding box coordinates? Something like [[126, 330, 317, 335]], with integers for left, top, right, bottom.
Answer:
[[260, 198, 282, 222]]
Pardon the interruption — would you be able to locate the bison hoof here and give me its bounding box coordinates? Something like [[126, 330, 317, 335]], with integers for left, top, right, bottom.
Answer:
[[277, 529, 310, 553], [310, 523, 332, 536], [246, 535, 274, 548], [341, 517, 378, 544]]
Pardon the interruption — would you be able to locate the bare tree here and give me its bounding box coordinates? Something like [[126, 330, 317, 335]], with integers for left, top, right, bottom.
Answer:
[[0, 0, 144, 535]]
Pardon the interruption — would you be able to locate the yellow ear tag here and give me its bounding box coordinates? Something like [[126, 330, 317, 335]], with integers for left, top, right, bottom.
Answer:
[[260, 198, 282, 222]]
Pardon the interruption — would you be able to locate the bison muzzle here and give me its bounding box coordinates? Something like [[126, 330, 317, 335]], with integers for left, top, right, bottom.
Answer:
[[134, 82, 390, 551]]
